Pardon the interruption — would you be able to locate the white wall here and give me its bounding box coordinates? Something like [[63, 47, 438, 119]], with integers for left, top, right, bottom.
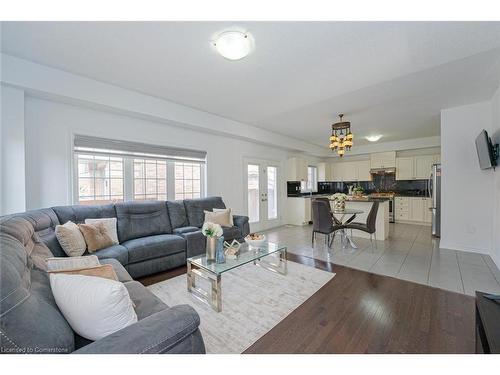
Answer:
[[490, 85, 500, 267], [1, 85, 26, 214], [440, 101, 494, 254], [24, 96, 316, 223]]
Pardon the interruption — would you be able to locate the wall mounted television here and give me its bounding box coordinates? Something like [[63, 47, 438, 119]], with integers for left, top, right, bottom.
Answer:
[[475, 129, 498, 170]]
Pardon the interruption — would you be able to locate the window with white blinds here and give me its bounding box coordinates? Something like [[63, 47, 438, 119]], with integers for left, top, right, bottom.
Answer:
[[73, 135, 206, 204]]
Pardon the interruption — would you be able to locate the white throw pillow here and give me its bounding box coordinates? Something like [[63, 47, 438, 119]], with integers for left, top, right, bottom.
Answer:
[[46, 255, 100, 272], [204, 209, 232, 227], [84, 218, 119, 244], [50, 273, 137, 341], [55, 221, 87, 257], [213, 208, 234, 226]]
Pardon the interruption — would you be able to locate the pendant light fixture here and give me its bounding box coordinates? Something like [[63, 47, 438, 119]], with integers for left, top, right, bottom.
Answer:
[[329, 114, 353, 157]]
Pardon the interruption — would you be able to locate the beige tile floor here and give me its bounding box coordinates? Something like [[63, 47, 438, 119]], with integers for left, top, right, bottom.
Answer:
[[262, 223, 500, 296]]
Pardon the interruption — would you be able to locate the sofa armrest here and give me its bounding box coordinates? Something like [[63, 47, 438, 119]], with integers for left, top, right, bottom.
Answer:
[[233, 215, 250, 238], [73, 305, 205, 354]]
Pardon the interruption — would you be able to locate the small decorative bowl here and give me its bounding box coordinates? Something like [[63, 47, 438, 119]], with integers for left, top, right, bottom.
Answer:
[[245, 235, 266, 247]]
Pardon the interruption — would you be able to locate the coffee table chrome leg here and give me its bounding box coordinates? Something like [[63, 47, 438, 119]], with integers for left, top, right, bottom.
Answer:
[[254, 248, 287, 275], [187, 261, 194, 291], [210, 274, 222, 312]]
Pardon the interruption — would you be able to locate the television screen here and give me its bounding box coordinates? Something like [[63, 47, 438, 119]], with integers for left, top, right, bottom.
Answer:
[[475, 129, 496, 170]]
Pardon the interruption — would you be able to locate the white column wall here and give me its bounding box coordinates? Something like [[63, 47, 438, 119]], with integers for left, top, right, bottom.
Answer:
[[1, 85, 26, 215]]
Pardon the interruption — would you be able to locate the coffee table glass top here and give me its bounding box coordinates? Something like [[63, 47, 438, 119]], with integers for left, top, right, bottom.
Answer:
[[188, 241, 286, 275]]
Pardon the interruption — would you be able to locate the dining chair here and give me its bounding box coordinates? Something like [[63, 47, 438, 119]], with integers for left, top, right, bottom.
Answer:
[[313, 197, 342, 225], [344, 201, 379, 249], [311, 200, 344, 247]]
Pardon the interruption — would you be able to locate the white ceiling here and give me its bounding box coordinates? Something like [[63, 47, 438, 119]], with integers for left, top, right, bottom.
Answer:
[[2, 21, 500, 147]]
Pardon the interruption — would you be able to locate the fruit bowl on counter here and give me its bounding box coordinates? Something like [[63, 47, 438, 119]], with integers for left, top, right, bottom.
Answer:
[[245, 233, 266, 246]]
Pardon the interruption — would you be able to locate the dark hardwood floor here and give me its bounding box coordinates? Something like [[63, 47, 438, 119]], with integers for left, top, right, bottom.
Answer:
[[138, 253, 476, 354]]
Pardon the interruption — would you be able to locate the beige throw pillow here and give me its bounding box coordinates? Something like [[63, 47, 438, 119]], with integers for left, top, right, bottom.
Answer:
[[84, 218, 119, 244], [49, 264, 118, 281], [46, 255, 100, 272], [204, 209, 232, 227], [213, 208, 233, 226], [78, 222, 115, 253], [55, 221, 87, 257]]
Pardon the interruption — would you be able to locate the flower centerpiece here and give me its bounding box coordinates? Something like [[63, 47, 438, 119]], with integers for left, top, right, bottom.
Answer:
[[353, 186, 364, 197], [330, 192, 348, 211], [202, 222, 223, 261]]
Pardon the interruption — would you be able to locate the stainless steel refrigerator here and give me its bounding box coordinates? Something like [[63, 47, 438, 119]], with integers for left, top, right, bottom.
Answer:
[[428, 164, 441, 237]]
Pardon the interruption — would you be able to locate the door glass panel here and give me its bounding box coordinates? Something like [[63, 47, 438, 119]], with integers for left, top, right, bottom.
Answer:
[[247, 164, 260, 223], [267, 166, 278, 219]]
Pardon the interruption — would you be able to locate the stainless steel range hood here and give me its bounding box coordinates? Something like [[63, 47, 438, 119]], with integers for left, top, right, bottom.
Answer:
[[370, 167, 396, 175]]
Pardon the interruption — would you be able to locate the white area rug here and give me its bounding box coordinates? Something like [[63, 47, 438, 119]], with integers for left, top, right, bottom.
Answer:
[[148, 260, 334, 353]]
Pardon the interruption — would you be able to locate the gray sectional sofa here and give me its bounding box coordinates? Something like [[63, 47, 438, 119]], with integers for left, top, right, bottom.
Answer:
[[0, 196, 250, 354]]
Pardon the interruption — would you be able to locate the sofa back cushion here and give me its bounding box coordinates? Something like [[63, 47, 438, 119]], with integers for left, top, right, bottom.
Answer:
[[166, 200, 188, 229], [0, 216, 75, 354], [115, 201, 172, 242], [52, 204, 116, 225], [183, 197, 226, 228], [22, 209, 65, 258]]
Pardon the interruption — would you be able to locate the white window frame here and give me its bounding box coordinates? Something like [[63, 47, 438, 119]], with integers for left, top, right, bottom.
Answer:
[[73, 152, 206, 204], [307, 166, 318, 192]]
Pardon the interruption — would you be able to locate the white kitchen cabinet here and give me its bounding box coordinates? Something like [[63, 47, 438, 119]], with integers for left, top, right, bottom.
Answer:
[[410, 198, 425, 222], [414, 155, 435, 179], [331, 160, 371, 182], [396, 157, 414, 180], [286, 197, 311, 225], [343, 161, 358, 181], [317, 162, 333, 182], [370, 151, 396, 169], [356, 160, 372, 181], [395, 196, 431, 225], [395, 154, 439, 180], [287, 157, 308, 181]]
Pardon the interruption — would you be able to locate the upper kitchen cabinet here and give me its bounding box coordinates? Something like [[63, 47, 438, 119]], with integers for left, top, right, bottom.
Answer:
[[356, 160, 372, 181], [287, 157, 308, 181], [370, 151, 396, 169], [317, 162, 333, 182], [414, 155, 435, 179], [396, 154, 439, 180], [396, 157, 414, 180], [332, 160, 371, 182]]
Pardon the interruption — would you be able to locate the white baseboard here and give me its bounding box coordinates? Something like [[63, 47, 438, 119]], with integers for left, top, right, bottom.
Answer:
[[438, 241, 489, 255]]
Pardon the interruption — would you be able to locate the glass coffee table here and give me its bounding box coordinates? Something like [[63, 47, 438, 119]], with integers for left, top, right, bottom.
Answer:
[[187, 242, 287, 312]]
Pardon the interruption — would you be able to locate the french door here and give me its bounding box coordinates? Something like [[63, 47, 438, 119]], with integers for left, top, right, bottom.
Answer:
[[244, 159, 281, 232]]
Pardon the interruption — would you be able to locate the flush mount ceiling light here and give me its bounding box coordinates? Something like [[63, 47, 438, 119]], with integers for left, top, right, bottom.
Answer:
[[329, 114, 353, 157], [213, 30, 254, 60], [366, 135, 383, 142]]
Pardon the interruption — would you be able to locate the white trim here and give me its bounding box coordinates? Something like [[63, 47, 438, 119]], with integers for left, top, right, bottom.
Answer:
[[438, 241, 490, 255]]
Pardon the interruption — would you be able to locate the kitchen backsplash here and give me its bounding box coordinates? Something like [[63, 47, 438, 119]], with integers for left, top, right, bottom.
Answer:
[[317, 175, 428, 196]]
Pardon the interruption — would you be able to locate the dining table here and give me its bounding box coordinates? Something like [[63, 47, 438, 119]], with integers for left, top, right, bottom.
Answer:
[[331, 208, 364, 249]]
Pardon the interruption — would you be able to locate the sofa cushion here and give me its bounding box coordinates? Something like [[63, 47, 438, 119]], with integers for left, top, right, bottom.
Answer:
[[183, 197, 226, 228], [115, 201, 172, 242], [166, 200, 188, 229], [0, 232, 75, 354], [122, 234, 185, 264], [124, 281, 168, 320], [92, 244, 129, 266], [222, 226, 242, 241], [173, 226, 200, 235], [99, 258, 133, 282], [52, 204, 116, 225]]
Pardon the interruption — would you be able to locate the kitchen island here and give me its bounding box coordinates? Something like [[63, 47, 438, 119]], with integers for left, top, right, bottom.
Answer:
[[286, 195, 390, 240]]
